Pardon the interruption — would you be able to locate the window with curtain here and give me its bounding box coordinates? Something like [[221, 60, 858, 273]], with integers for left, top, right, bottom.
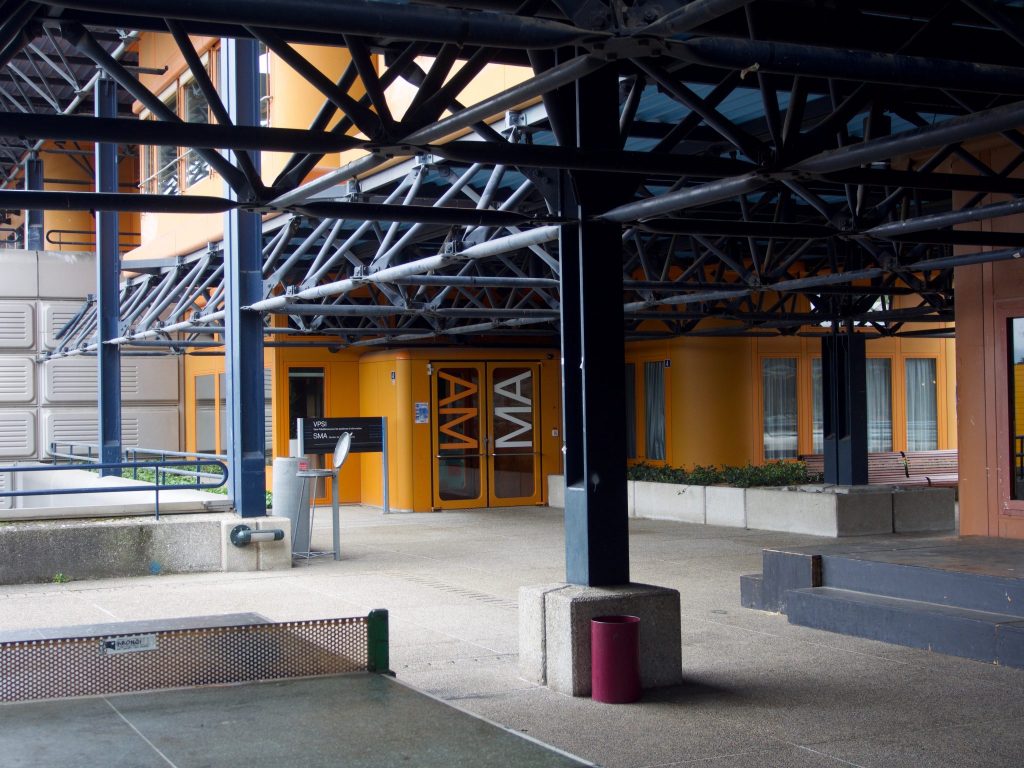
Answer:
[[763, 358, 797, 460], [906, 358, 937, 450], [866, 358, 892, 452], [624, 363, 636, 459], [1009, 318, 1024, 499], [811, 358, 822, 453], [644, 361, 666, 461]]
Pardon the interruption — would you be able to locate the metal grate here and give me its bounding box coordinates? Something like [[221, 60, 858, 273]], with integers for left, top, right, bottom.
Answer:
[[0, 617, 371, 703]]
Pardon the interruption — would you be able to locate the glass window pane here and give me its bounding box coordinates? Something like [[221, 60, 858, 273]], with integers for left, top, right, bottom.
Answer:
[[218, 372, 227, 454], [491, 367, 535, 499], [436, 367, 482, 501], [182, 80, 211, 187], [906, 358, 937, 451], [624, 363, 636, 459], [644, 361, 666, 460], [763, 358, 797, 460], [811, 358, 822, 453], [157, 91, 179, 195], [288, 367, 325, 441], [1010, 319, 1024, 499], [194, 374, 215, 454], [264, 368, 273, 465], [259, 43, 271, 127], [866, 359, 893, 452]]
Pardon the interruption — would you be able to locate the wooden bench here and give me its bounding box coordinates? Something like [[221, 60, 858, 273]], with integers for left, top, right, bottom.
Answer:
[[800, 450, 958, 487]]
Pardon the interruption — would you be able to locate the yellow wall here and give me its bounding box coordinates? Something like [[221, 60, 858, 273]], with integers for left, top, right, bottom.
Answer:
[[6, 141, 139, 252], [269, 344, 363, 502], [624, 333, 956, 471], [130, 35, 351, 262]]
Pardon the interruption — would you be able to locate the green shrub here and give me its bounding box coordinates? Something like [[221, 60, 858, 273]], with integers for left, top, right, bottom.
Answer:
[[627, 461, 819, 487]]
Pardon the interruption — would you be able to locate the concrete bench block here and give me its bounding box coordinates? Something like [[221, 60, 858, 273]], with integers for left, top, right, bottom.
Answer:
[[520, 582, 682, 697], [892, 487, 956, 533]]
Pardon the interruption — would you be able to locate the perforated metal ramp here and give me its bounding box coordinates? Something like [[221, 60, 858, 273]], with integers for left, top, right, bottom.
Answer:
[[0, 674, 591, 768]]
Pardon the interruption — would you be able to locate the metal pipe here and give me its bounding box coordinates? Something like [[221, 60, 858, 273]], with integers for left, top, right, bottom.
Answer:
[[867, 197, 1024, 238], [670, 36, 1024, 95], [600, 173, 768, 223], [907, 246, 1024, 270], [248, 224, 560, 310], [403, 54, 604, 145], [796, 98, 1024, 174], [372, 162, 483, 270], [53, 0, 593, 47]]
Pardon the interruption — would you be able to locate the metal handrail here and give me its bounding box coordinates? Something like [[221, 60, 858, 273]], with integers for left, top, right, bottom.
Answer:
[[44, 228, 141, 252], [0, 459, 228, 520], [48, 442, 226, 482]]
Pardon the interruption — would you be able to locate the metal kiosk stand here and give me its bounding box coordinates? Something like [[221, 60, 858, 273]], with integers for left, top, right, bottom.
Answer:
[[295, 432, 352, 561]]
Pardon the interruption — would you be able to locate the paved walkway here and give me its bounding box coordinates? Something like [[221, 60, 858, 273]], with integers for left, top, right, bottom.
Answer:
[[3, 505, 1023, 767]]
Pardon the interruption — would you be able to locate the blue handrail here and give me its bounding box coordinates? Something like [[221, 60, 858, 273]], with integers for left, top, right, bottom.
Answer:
[[0, 460, 229, 520]]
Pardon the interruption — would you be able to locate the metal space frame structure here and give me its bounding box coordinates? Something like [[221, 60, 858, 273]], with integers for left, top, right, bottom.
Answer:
[[3, 0, 1024, 583]]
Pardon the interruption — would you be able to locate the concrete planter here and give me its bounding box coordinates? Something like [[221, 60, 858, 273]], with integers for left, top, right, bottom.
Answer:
[[632, 480, 705, 523], [546, 475, 955, 537], [745, 485, 893, 537], [705, 485, 746, 528]]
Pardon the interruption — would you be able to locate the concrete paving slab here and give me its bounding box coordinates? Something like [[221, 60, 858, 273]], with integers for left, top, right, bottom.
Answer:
[[2, 505, 1023, 767]]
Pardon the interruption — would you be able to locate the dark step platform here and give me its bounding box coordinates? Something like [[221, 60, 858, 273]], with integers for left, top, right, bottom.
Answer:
[[741, 536, 1024, 667], [787, 587, 1024, 665]]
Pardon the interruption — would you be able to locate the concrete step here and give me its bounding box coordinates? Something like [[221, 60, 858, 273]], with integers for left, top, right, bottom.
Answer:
[[787, 587, 1024, 667], [821, 553, 1024, 618]]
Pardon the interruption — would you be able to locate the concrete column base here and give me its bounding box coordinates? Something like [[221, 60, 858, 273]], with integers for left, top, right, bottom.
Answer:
[[519, 582, 682, 697]]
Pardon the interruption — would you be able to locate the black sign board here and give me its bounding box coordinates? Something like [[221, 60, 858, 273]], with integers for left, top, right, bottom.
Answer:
[[298, 417, 385, 455]]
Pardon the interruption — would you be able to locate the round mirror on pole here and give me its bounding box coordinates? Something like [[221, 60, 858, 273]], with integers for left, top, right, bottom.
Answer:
[[333, 431, 353, 469]]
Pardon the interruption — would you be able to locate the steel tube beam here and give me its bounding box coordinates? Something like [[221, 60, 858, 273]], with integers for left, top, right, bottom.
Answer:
[[867, 198, 1024, 238], [600, 173, 768, 223], [95, 75, 120, 473], [0, 111, 363, 153], [51, 0, 593, 48], [248, 224, 560, 310], [671, 37, 1024, 95], [64, 23, 252, 197], [221, 38, 266, 517], [403, 54, 604, 145], [294, 200, 533, 227], [796, 99, 1024, 174], [22, 154, 42, 249], [0, 190, 236, 213]]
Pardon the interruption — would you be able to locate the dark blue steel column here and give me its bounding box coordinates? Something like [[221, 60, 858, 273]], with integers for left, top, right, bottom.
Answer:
[[560, 63, 629, 587], [23, 156, 43, 250], [221, 38, 267, 517], [95, 75, 122, 474], [821, 333, 868, 485]]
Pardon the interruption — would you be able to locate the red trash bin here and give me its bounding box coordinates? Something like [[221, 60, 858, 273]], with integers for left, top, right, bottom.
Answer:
[[590, 615, 641, 703]]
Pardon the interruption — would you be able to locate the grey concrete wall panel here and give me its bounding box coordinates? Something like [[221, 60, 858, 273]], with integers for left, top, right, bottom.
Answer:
[[120, 357, 179, 401], [0, 471, 11, 510], [43, 357, 179, 404], [42, 407, 178, 452], [0, 358, 35, 403], [37, 251, 95, 299], [0, 410, 36, 458], [40, 301, 84, 350], [2, 251, 39, 298], [0, 303, 34, 349], [42, 408, 97, 448], [43, 358, 95, 403]]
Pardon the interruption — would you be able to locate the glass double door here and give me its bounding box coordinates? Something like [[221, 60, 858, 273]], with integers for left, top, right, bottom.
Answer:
[[432, 362, 541, 508]]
